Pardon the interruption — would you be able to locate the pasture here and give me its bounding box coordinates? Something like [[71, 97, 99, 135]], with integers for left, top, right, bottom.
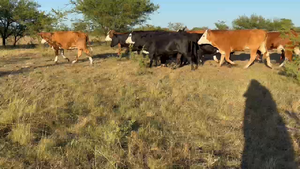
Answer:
[[0, 42, 300, 168]]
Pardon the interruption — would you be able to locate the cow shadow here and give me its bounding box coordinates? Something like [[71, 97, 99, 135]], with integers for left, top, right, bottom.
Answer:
[[203, 52, 282, 63], [0, 62, 70, 78], [92, 53, 121, 59], [0, 44, 37, 50], [241, 79, 297, 169]]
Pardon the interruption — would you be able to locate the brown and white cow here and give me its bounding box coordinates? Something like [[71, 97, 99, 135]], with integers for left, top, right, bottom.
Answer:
[[105, 30, 129, 56], [38, 31, 93, 65], [198, 29, 271, 69], [263, 30, 299, 67]]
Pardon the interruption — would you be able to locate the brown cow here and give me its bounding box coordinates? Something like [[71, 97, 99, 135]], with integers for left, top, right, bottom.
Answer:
[[261, 30, 299, 67], [198, 29, 271, 69], [38, 31, 93, 65]]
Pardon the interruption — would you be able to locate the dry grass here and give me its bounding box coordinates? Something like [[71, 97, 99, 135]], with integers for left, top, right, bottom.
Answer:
[[0, 43, 299, 169]]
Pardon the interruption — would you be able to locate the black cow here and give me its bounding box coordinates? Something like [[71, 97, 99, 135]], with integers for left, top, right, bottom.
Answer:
[[126, 32, 200, 70]]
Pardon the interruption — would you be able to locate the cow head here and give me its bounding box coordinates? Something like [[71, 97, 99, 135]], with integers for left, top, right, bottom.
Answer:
[[111, 33, 121, 47], [125, 32, 135, 44], [197, 30, 213, 45], [38, 32, 53, 44], [105, 30, 113, 42]]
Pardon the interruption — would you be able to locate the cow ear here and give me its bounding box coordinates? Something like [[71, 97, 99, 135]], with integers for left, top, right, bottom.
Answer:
[[109, 30, 115, 38]]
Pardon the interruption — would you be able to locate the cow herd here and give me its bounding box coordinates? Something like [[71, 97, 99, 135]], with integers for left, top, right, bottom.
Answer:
[[38, 28, 300, 70]]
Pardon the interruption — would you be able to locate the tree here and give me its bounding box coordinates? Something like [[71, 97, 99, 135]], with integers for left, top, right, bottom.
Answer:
[[191, 27, 208, 31], [70, 0, 159, 34], [0, 0, 58, 46], [133, 24, 165, 31], [168, 22, 185, 31], [215, 20, 229, 30], [11, 23, 26, 46], [269, 18, 294, 31], [0, 0, 38, 46], [232, 14, 271, 30], [232, 14, 295, 31]]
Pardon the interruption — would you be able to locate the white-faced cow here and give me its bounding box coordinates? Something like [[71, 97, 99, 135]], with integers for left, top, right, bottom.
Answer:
[[198, 29, 271, 69], [38, 31, 93, 65]]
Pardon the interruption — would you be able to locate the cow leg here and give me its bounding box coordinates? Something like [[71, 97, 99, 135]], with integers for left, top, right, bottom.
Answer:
[[72, 49, 83, 64], [118, 43, 122, 57], [84, 48, 93, 65], [224, 52, 235, 65], [60, 49, 70, 62], [54, 49, 59, 64], [186, 55, 194, 70], [219, 54, 225, 67], [244, 50, 257, 69], [279, 50, 292, 67], [280, 50, 285, 62], [175, 53, 182, 68], [149, 53, 154, 68]]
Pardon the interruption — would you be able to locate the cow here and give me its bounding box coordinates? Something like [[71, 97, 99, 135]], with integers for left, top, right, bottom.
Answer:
[[38, 31, 93, 65], [105, 30, 131, 56], [125, 31, 200, 70], [197, 29, 271, 69], [257, 30, 300, 67], [106, 30, 176, 57]]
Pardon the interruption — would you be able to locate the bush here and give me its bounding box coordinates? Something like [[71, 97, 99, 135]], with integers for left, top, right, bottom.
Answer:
[[283, 56, 300, 82]]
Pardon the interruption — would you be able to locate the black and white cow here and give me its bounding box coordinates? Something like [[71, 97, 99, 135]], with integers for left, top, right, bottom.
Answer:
[[125, 31, 201, 70]]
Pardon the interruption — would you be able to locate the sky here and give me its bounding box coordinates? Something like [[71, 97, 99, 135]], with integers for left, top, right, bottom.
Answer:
[[37, 0, 300, 29]]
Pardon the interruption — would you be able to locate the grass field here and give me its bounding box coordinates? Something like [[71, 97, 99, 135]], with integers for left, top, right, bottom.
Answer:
[[0, 43, 299, 168]]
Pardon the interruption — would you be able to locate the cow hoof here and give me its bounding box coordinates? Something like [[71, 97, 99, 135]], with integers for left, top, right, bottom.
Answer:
[[66, 59, 70, 62], [72, 60, 77, 64], [54, 61, 58, 64]]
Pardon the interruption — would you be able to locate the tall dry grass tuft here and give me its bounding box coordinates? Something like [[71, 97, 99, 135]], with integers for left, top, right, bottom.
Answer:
[[0, 45, 299, 168]]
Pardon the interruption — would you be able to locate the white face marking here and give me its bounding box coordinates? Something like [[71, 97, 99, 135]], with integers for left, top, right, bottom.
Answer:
[[41, 39, 47, 44], [197, 30, 212, 45], [125, 33, 135, 44], [105, 35, 112, 41], [54, 56, 58, 62]]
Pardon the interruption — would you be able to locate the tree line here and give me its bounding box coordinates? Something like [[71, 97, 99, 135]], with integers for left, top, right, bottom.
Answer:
[[0, 0, 299, 46]]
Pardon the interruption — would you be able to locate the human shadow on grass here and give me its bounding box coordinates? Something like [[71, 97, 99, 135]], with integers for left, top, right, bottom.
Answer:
[[241, 79, 297, 169]]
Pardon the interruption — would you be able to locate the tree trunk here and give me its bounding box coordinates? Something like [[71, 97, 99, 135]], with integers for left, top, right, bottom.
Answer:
[[2, 37, 6, 46], [13, 36, 17, 46]]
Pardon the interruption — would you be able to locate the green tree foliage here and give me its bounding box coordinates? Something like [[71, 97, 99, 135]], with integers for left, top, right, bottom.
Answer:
[[191, 27, 208, 31], [70, 0, 159, 34], [0, 0, 59, 46], [232, 14, 271, 30], [133, 24, 166, 31], [215, 20, 229, 30], [280, 27, 300, 83], [232, 14, 295, 31], [168, 22, 185, 31]]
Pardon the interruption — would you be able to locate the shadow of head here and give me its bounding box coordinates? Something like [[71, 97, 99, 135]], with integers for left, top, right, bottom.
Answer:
[[241, 79, 297, 169]]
